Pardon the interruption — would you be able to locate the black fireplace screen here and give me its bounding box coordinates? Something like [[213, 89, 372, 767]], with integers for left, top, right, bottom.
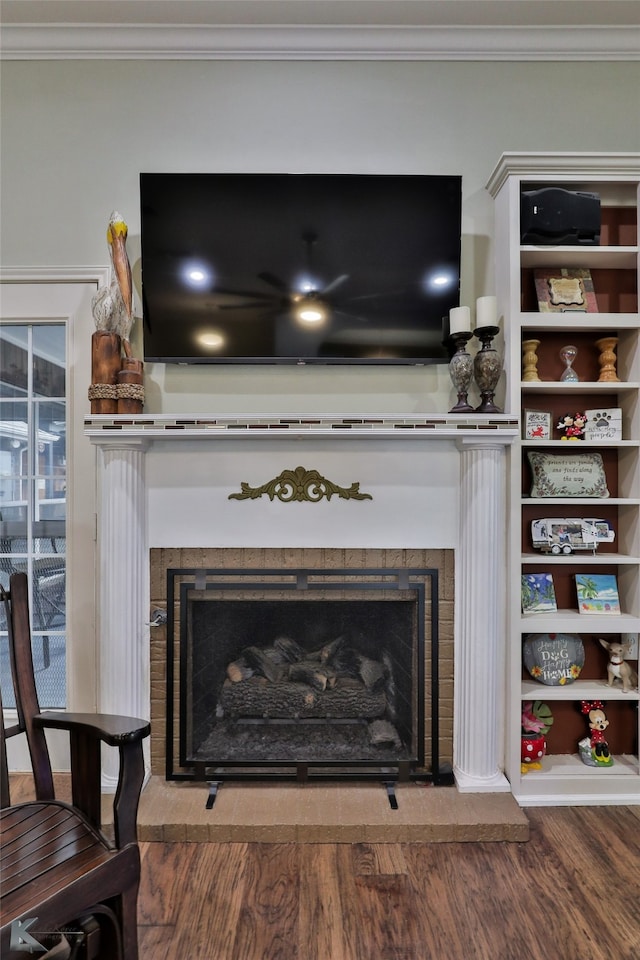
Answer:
[[166, 567, 443, 785]]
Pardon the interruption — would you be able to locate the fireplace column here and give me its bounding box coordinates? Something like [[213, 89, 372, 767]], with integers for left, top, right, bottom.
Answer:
[[92, 439, 150, 789], [454, 439, 510, 792]]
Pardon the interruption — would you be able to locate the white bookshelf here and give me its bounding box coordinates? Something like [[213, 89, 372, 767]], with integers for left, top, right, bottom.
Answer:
[[487, 153, 640, 806]]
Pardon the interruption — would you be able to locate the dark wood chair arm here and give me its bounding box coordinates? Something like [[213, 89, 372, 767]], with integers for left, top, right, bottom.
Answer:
[[34, 712, 150, 846], [36, 711, 150, 746]]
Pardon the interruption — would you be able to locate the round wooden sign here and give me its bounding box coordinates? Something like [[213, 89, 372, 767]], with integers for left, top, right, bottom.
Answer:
[[523, 633, 585, 685]]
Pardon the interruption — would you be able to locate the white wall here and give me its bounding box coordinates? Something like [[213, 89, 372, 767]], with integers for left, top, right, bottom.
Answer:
[[4, 56, 635, 757], [2, 59, 639, 414], [147, 437, 459, 548]]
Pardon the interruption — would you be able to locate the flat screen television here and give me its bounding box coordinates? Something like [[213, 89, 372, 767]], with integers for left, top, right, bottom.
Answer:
[[140, 173, 462, 364]]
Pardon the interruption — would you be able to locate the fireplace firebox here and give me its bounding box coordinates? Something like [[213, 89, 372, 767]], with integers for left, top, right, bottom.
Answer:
[[166, 567, 448, 804]]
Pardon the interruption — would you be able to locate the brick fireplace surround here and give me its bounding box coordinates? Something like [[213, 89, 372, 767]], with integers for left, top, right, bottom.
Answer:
[[85, 412, 519, 812], [151, 547, 450, 782]]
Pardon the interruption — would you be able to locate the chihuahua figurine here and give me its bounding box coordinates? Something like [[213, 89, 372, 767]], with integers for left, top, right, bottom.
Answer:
[[599, 638, 638, 693]]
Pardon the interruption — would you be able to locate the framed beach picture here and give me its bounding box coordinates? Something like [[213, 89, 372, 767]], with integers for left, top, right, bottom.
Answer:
[[521, 573, 557, 615], [575, 574, 621, 615]]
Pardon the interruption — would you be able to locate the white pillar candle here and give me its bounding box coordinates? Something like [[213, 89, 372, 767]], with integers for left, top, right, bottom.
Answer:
[[449, 305, 471, 335], [475, 295, 497, 328]]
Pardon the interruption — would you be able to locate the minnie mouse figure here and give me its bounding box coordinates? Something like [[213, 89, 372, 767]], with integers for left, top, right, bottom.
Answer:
[[557, 412, 588, 440], [579, 700, 614, 767]]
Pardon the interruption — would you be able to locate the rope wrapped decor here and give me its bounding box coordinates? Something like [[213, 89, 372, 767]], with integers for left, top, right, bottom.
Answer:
[[88, 383, 118, 401]]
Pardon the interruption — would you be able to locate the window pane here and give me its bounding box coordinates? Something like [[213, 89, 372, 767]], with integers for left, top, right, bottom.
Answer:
[[33, 633, 66, 708], [0, 636, 12, 702], [0, 322, 67, 708], [0, 401, 28, 523], [33, 325, 66, 397], [0, 325, 28, 392], [34, 400, 66, 519], [33, 528, 66, 553], [32, 558, 66, 632], [0, 634, 66, 709]]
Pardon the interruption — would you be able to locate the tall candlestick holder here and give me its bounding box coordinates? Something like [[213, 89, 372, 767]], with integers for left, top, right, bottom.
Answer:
[[448, 331, 475, 413], [473, 325, 503, 413], [522, 339, 541, 382], [595, 336, 620, 382]]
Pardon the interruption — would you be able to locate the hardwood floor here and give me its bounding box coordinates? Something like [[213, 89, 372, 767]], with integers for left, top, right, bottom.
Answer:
[[137, 805, 640, 960]]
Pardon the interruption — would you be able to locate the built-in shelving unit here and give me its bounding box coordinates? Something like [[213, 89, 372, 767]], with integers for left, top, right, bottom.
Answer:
[[488, 153, 640, 805]]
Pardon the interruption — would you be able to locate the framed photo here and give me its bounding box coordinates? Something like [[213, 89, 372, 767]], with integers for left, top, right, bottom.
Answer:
[[534, 268, 599, 314], [524, 409, 551, 440], [521, 573, 557, 615], [575, 574, 621, 615]]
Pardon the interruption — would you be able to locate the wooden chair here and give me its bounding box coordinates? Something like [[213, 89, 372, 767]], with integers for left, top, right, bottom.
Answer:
[[0, 572, 150, 960]]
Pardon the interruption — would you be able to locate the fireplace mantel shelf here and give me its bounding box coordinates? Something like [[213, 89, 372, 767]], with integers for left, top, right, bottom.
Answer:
[[89, 411, 516, 794], [85, 413, 518, 444]]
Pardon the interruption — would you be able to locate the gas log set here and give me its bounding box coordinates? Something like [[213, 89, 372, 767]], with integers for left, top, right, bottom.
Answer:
[[220, 634, 403, 751], [166, 566, 442, 805]]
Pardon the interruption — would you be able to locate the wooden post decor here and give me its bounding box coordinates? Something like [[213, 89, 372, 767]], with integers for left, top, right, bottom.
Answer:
[[117, 357, 145, 414], [88, 331, 121, 414], [89, 210, 144, 414]]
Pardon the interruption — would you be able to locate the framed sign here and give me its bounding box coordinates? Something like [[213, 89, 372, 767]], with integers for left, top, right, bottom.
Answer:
[[524, 409, 551, 440], [534, 268, 599, 313]]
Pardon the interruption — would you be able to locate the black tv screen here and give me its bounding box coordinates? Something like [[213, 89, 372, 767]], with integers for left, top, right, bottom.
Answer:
[[140, 173, 462, 364]]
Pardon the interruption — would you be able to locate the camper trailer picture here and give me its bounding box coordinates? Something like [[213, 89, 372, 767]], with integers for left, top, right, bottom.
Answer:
[[531, 518, 615, 555]]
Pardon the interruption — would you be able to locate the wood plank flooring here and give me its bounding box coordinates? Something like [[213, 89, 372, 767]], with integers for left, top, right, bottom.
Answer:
[[137, 805, 640, 960]]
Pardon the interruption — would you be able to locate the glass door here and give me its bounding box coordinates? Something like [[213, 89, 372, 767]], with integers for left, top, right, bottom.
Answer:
[[0, 322, 67, 707]]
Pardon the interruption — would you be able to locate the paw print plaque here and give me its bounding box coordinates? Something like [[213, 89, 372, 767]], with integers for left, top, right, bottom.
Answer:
[[585, 408, 622, 441]]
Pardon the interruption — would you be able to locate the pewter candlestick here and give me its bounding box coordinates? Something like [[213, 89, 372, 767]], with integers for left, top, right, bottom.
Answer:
[[473, 325, 503, 413], [448, 331, 475, 412]]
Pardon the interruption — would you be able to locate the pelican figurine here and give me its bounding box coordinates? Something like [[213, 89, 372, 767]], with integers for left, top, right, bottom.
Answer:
[[91, 284, 118, 333], [107, 210, 133, 356]]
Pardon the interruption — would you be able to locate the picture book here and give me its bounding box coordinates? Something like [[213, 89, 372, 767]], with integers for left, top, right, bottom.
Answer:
[[521, 573, 557, 615], [575, 574, 621, 615]]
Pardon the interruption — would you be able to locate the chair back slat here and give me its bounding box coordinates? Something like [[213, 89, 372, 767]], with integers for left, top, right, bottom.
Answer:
[[0, 681, 9, 808], [1, 573, 55, 803]]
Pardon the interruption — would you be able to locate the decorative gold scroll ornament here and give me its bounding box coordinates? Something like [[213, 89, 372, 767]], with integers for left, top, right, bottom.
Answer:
[[229, 466, 373, 503]]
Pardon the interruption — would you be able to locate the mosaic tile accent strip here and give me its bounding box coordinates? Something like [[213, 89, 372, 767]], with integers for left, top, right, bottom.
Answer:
[[85, 413, 519, 439]]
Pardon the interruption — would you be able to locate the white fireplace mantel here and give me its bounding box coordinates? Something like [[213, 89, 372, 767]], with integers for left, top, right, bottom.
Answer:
[[86, 412, 518, 793]]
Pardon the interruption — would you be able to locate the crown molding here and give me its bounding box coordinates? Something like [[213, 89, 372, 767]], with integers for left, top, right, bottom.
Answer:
[[486, 152, 640, 196], [0, 266, 110, 285], [2, 24, 639, 61]]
